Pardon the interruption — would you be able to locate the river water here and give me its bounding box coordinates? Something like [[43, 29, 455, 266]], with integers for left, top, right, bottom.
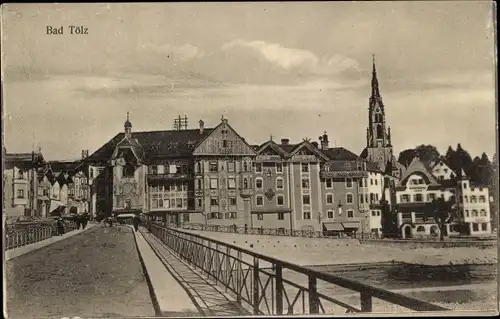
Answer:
[[307, 262, 497, 311]]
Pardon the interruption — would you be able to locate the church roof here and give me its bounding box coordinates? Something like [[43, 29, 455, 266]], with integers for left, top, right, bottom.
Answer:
[[86, 128, 215, 163]]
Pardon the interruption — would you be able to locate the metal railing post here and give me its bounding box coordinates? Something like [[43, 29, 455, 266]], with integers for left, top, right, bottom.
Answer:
[[275, 262, 283, 315], [360, 292, 373, 312], [236, 250, 242, 303], [308, 275, 319, 314], [225, 246, 230, 291], [253, 257, 260, 314]]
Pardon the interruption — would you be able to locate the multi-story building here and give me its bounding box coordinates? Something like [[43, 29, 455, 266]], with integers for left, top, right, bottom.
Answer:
[[83, 114, 383, 235], [394, 156, 491, 238], [4, 151, 45, 221]]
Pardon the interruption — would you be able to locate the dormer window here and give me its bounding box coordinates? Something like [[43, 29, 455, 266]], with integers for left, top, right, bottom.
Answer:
[[17, 170, 25, 179]]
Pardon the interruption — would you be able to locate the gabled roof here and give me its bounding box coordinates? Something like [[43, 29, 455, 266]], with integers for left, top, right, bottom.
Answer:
[[399, 156, 439, 186], [257, 140, 287, 156], [288, 140, 330, 161], [87, 128, 215, 163]]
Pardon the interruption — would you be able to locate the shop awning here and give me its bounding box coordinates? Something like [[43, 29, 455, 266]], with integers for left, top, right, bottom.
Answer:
[[116, 213, 136, 218], [342, 222, 361, 229], [323, 222, 344, 231]]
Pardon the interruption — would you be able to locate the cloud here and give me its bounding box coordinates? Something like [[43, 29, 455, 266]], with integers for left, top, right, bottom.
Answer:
[[220, 39, 360, 77]]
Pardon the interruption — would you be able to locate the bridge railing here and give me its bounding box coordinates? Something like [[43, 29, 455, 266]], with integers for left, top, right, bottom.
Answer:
[[150, 224, 448, 315], [181, 223, 381, 240], [4, 222, 77, 250]]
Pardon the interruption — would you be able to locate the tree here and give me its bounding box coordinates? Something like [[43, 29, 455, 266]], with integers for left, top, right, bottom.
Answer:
[[380, 199, 398, 238], [397, 149, 417, 168], [414, 144, 441, 166], [425, 196, 458, 241]]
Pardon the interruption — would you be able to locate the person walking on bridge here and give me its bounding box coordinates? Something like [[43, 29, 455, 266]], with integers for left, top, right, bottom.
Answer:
[[133, 214, 141, 232]]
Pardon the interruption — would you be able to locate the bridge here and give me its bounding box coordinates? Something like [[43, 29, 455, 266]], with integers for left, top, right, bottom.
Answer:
[[5, 221, 475, 318]]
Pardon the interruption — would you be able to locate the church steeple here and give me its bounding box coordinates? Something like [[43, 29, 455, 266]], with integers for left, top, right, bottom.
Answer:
[[363, 56, 395, 175], [371, 54, 381, 98]]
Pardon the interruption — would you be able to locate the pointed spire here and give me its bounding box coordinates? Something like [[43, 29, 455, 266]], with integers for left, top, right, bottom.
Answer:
[[371, 54, 380, 98]]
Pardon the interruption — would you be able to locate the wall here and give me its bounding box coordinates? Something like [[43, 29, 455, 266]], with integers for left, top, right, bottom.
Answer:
[[361, 238, 496, 249]]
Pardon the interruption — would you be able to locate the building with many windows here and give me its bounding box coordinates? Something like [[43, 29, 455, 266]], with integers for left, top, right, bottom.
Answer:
[[394, 156, 491, 238], [4, 151, 45, 221]]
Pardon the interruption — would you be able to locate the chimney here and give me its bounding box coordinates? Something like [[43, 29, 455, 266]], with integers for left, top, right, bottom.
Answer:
[[311, 141, 319, 148], [199, 120, 204, 134], [281, 138, 290, 145], [81, 150, 89, 159], [320, 132, 329, 150]]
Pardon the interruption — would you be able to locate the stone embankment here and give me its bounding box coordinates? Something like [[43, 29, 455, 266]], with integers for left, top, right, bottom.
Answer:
[[182, 229, 497, 266]]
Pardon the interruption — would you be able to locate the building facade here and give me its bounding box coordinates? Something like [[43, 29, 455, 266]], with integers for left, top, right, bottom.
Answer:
[[394, 156, 491, 238], [4, 151, 45, 222]]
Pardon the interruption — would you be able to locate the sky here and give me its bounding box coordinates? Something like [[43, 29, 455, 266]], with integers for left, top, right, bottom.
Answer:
[[1, 2, 497, 161]]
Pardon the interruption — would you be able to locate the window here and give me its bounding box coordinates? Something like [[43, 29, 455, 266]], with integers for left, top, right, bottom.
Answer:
[[228, 161, 235, 172], [482, 223, 488, 231], [414, 194, 423, 202], [256, 196, 263, 206], [197, 162, 202, 173], [196, 179, 202, 190], [228, 177, 236, 189], [209, 162, 218, 172], [302, 195, 310, 205], [374, 179, 378, 186], [471, 196, 477, 203], [276, 178, 284, 189], [243, 178, 249, 189], [472, 223, 479, 232], [463, 195, 468, 203], [243, 162, 249, 172], [480, 209, 487, 217], [400, 195, 410, 203], [427, 193, 436, 201], [276, 163, 283, 173], [222, 140, 229, 148], [197, 198, 202, 208], [472, 210, 478, 217], [303, 211, 311, 219], [347, 210, 354, 218], [278, 212, 284, 220], [210, 178, 218, 189], [183, 213, 190, 222], [301, 163, 309, 173], [327, 210, 334, 218], [255, 178, 263, 189], [465, 210, 470, 217], [257, 213, 264, 220], [17, 170, 24, 179], [346, 193, 353, 204], [370, 179, 373, 185], [255, 163, 263, 173], [326, 194, 334, 204], [360, 194, 364, 204], [150, 165, 158, 175], [152, 199, 158, 208], [302, 178, 310, 189], [326, 179, 332, 189], [230, 212, 237, 219], [17, 189, 25, 198], [463, 182, 468, 189], [229, 197, 237, 206], [123, 163, 135, 177], [277, 195, 284, 206], [479, 196, 486, 203], [371, 211, 376, 216], [211, 197, 219, 206]]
